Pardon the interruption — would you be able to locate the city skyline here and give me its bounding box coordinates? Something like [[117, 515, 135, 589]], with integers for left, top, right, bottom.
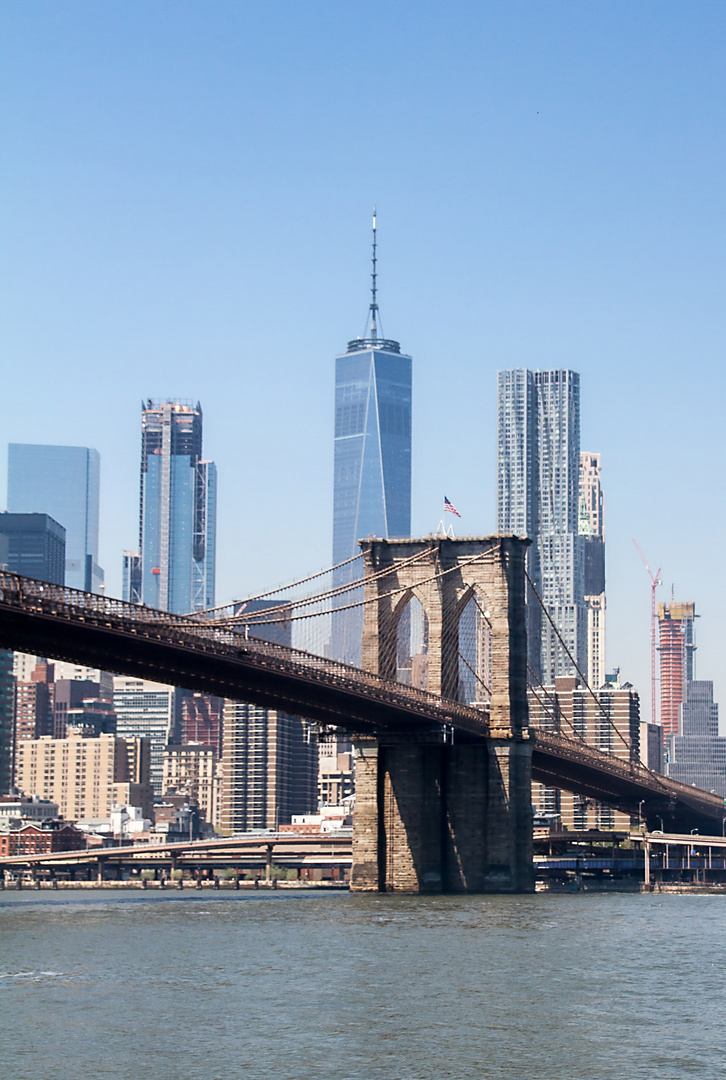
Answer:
[[1, 4, 725, 724], [2, 9, 725, 1075]]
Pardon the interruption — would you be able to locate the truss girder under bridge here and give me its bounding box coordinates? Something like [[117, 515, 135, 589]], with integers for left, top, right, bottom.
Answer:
[[0, 571, 488, 739]]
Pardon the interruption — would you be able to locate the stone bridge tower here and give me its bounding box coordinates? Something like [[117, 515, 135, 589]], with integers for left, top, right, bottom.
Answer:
[[351, 535, 534, 893]]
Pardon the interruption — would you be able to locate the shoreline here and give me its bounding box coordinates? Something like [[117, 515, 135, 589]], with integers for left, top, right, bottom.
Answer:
[[0, 878, 348, 891]]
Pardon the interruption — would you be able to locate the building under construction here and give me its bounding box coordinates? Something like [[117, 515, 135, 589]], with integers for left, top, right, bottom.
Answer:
[[658, 601, 696, 743]]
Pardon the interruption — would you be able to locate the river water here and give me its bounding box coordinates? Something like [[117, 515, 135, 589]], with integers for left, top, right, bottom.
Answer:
[[1, 889, 724, 1079]]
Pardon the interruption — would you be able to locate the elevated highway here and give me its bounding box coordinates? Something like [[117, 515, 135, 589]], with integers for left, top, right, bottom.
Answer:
[[0, 831, 352, 876]]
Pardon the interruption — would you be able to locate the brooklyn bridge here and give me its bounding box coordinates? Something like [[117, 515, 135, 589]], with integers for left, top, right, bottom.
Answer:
[[0, 534, 722, 893]]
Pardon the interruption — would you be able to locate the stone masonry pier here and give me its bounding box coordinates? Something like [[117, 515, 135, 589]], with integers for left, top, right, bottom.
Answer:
[[350, 536, 534, 893]]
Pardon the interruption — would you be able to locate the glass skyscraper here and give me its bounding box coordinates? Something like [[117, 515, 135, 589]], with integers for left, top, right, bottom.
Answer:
[[7, 444, 103, 592], [668, 681, 726, 798], [331, 213, 412, 664], [496, 369, 587, 683], [0, 512, 66, 585], [136, 400, 216, 614]]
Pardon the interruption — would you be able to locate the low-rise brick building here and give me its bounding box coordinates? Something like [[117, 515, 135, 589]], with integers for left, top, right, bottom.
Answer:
[[0, 819, 86, 857]]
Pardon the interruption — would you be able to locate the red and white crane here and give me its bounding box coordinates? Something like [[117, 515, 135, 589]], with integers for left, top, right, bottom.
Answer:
[[632, 540, 662, 727]]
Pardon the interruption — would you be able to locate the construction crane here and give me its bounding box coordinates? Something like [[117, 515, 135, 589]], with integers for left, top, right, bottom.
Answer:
[[632, 540, 662, 727]]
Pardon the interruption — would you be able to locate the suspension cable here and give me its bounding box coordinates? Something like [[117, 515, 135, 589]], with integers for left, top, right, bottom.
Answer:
[[229, 547, 501, 626], [458, 650, 491, 698], [525, 571, 633, 754], [525, 570, 668, 789], [191, 551, 365, 617], [219, 548, 433, 625], [527, 664, 585, 743], [528, 678, 574, 739]]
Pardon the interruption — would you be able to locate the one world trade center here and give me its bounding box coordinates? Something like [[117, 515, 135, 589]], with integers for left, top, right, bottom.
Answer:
[[331, 211, 412, 665]]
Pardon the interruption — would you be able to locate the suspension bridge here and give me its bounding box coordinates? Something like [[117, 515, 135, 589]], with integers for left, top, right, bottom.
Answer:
[[0, 534, 722, 892]]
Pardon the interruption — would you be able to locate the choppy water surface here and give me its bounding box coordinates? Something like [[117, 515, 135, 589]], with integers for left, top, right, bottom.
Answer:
[[1, 889, 724, 1079]]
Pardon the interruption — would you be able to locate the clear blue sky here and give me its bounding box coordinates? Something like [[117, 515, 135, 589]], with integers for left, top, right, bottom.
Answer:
[[2, 1, 725, 722]]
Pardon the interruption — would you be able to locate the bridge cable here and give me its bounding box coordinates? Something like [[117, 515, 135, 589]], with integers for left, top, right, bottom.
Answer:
[[203, 548, 434, 627], [458, 650, 491, 699], [525, 570, 669, 791], [223, 548, 501, 628], [526, 666, 587, 743], [191, 552, 366, 617], [216, 548, 435, 625], [525, 571, 635, 756]]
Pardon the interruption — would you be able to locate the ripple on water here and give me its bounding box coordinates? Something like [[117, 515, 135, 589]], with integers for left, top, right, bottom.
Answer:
[[0, 890, 724, 1080]]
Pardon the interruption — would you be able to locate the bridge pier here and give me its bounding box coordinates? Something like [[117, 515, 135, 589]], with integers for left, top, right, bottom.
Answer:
[[351, 735, 533, 893], [352, 535, 534, 894]]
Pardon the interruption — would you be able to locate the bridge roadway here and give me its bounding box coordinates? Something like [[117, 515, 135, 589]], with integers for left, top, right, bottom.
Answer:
[[0, 571, 488, 739], [0, 571, 723, 833]]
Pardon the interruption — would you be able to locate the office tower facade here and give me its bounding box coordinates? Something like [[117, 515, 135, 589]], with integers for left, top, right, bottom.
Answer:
[[180, 693, 224, 757], [14, 660, 55, 744], [163, 744, 220, 830], [122, 553, 142, 604], [496, 369, 586, 683], [529, 673, 641, 830], [0, 652, 13, 794], [579, 452, 606, 690], [7, 444, 103, 592], [0, 512, 65, 584], [0, 526, 15, 792], [667, 681, 726, 797], [331, 213, 412, 666], [113, 677, 182, 796], [658, 601, 696, 742], [14, 732, 152, 822], [65, 698, 117, 737], [53, 679, 106, 737], [55, 662, 113, 699], [318, 738, 354, 807], [640, 720, 664, 773], [137, 401, 216, 614], [220, 703, 318, 832]]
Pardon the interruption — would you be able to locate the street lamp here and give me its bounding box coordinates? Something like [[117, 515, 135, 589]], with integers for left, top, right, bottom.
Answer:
[[638, 800, 645, 830]]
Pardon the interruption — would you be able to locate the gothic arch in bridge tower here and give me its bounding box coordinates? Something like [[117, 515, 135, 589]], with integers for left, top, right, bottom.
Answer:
[[394, 590, 430, 691], [456, 583, 494, 708], [353, 534, 535, 894], [359, 535, 530, 731]]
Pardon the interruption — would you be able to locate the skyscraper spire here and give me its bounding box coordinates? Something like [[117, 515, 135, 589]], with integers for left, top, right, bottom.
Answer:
[[369, 205, 378, 341], [346, 207, 400, 354]]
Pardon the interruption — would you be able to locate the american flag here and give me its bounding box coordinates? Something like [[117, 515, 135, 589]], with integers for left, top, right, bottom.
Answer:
[[444, 496, 461, 518]]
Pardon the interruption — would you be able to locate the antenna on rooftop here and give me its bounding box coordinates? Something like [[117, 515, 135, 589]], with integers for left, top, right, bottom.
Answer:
[[369, 206, 378, 341]]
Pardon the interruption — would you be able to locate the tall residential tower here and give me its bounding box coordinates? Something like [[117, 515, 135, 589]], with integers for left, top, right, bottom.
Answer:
[[579, 452, 606, 690], [135, 401, 216, 614], [332, 212, 412, 664], [497, 369, 587, 684]]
